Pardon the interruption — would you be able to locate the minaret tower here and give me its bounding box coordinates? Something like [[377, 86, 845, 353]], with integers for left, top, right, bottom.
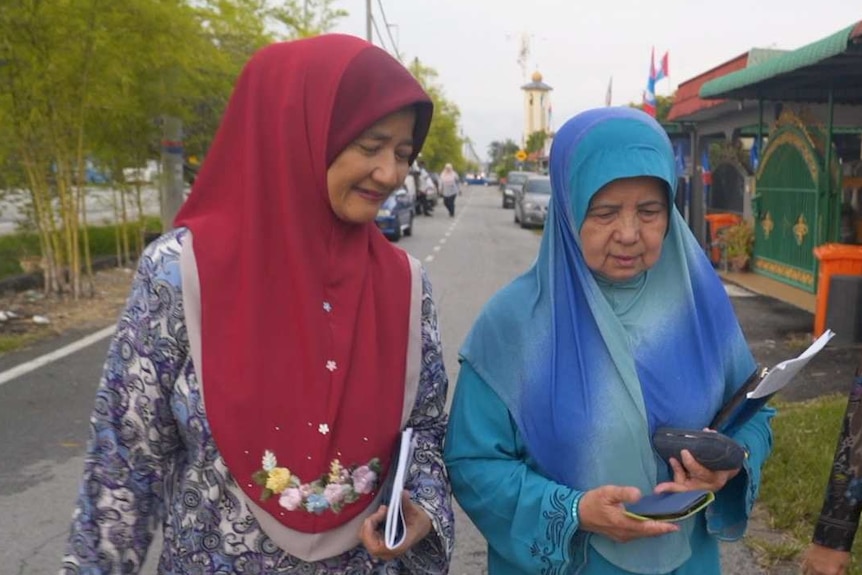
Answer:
[[521, 71, 553, 153]]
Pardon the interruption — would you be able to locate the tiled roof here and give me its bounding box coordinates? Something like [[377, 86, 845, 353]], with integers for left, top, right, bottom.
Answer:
[[667, 53, 750, 121], [700, 21, 862, 103]]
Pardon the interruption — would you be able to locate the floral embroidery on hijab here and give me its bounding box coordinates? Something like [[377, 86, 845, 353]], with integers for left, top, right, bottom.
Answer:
[[253, 450, 382, 515]]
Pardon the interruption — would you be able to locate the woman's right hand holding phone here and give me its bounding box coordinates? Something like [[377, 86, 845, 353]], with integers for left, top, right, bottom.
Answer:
[[578, 485, 680, 543]]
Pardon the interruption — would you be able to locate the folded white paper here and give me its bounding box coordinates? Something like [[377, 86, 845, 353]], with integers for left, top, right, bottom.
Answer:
[[384, 427, 414, 550], [747, 329, 835, 399]]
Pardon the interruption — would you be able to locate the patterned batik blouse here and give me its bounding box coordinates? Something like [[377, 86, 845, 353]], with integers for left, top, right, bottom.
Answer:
[[813, 368, 862, 552], [60, 229, 454, 574]]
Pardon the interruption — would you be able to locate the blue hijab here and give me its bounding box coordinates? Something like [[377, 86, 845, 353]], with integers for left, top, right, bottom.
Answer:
[[460, 107, 755, 573]]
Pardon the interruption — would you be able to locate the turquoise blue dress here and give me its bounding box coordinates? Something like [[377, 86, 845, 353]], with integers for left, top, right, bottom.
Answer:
[[446, 363, 773, 575], [444, 107, 775, 574]]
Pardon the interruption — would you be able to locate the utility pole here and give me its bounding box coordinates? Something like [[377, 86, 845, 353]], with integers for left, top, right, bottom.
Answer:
[[366, 0, 372, 42], [160, 116, 185, 232]]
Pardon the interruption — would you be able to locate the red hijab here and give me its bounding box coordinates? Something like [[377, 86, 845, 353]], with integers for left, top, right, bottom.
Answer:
[[174, 34, 432, 533]]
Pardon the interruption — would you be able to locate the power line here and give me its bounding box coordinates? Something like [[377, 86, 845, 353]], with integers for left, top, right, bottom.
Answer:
[[365, 0, 372, 42], [370, 15, 390, 54], [375, 0, 400, 59]]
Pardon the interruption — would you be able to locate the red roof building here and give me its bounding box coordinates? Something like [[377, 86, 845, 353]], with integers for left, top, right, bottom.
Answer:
[[668, 49, 786, 122]]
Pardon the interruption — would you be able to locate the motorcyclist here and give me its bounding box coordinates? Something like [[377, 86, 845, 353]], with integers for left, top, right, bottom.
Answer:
[[411, 159, 435, 216]]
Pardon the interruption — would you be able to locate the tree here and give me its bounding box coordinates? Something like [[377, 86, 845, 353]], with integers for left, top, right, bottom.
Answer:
[[183, 0, 278, 160], [272, 0, 348, 38], [630, 94, 675, 123], [525, 131, 548, 155], [0, 0, 346, 296], [487, 139, 519, 178], [407, 58, 466, 174], [89, 1, 220, 268]]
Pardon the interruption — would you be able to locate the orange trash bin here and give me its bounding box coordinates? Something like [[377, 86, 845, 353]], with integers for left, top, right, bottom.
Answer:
[[705, 213, 742, 265], [813, 243, 862, 337]]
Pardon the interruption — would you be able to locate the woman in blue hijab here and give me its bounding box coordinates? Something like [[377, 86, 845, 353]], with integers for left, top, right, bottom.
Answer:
[[444, 107, 774, 574]]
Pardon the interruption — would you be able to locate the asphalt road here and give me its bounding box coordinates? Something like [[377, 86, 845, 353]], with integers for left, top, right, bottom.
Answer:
[[3, 185, 856, 574]]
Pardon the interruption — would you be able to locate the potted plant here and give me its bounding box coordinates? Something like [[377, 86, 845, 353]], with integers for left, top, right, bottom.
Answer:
[[721, 221, 755, 272]]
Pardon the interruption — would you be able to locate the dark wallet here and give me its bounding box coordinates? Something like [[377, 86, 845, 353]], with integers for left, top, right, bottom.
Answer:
[[653, 428, 746, 471]]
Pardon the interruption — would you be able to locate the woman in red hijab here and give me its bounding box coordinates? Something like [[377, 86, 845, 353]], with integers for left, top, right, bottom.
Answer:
[[61, 34, 453, 574]]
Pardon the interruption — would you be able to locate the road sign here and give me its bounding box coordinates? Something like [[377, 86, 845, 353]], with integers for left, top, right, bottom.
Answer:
[[515, 150, 527, 161]]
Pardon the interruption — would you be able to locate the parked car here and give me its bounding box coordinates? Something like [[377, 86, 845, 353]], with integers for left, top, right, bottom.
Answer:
[[502, 171, 536, 209], [464, 173, 487, 186], [375, 188, 414, 241], [514, 175, 551, 228]]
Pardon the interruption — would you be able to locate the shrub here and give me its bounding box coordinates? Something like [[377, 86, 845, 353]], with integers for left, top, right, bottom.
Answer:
[[722, 220, 755, 268], [0, 216, 162, 281]]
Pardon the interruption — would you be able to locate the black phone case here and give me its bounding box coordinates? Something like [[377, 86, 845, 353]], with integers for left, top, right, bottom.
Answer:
[[653, 428, 746, 471], [624, 490, 714, 521]]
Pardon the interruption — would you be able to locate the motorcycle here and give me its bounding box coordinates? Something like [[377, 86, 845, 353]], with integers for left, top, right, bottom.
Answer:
[[416, 189, 434, 216], [412, 171, 434, 216]]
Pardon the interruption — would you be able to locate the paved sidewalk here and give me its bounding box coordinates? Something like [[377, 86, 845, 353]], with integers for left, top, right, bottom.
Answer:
[[720, 270, 815, 313]]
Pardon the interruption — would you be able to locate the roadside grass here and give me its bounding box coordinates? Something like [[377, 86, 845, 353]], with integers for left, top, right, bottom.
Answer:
[[754, 394, 862, 573], [0, 232, 40, 278], [746, 537, 805, 569], [0, 332, 41, 354]]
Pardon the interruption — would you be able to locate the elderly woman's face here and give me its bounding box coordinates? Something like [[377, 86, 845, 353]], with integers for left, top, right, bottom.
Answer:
[[579, 176, 669, 281], [327, 107, 416, 225]]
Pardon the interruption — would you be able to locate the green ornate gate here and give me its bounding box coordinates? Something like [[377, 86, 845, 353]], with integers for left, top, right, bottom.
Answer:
[[751, 114, 842, 292]]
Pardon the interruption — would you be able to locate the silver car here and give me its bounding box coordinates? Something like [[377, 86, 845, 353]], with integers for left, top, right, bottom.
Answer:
[[501, 171, 537, 209], [514, 175, 551, 228]]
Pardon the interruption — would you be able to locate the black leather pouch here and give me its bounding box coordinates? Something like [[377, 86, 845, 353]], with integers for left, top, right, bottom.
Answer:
[[653, 428, 746, 471]]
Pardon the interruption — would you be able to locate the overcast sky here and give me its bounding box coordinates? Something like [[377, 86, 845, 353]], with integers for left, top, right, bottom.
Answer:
[[331, 0, 859, 161]]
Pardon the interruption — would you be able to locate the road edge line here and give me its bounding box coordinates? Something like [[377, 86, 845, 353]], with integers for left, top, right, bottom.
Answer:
[[0, 325, 116, 387]]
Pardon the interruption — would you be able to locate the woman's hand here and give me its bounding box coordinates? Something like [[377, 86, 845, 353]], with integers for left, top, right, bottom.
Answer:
[[577, 485, 680, 543], [801, 544, 851, 575], [653, 449, 740, 494], [359, 490, 433, 561]]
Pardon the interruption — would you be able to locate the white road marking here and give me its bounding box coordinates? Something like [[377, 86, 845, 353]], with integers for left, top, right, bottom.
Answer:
[[0, 325, 116, 387], [424, 255, 435, 263]]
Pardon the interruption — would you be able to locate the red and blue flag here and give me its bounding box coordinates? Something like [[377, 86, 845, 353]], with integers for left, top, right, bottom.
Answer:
[[642, 48, 669, 117]]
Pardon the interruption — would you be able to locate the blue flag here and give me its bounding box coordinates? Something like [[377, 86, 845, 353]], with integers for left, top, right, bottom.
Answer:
[[749, 138, 760, 171], [674, 144, 686, 177]]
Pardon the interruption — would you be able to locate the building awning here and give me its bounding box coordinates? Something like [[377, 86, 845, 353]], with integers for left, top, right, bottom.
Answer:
[[700, 21, 862, 103]]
